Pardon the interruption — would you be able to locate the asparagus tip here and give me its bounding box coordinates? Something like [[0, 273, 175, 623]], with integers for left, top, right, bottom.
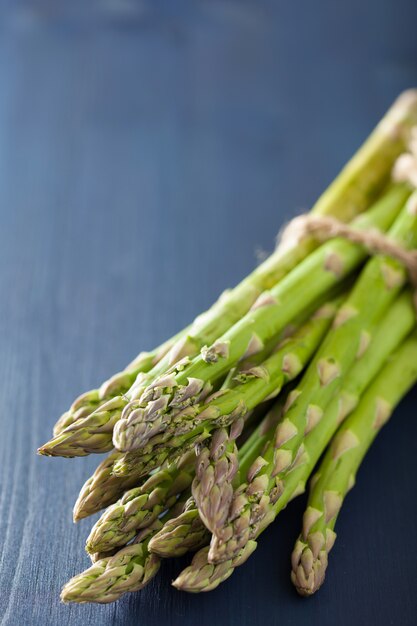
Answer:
[[37, 445, 51, 456], [72, 507, 85, 523], [291, 540, 328, 597]]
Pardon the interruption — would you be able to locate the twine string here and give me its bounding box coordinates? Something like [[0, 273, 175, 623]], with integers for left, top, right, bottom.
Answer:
[[277, 210, 417, 310]]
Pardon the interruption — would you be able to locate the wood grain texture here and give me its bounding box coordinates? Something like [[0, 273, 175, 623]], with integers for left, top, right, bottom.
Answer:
[[0, 2, 416, 624]]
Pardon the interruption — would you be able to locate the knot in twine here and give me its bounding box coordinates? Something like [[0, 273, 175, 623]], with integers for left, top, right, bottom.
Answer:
[[277, 208, 417, 311]]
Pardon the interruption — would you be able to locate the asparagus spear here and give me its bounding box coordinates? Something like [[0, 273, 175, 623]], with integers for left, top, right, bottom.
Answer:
[[173, 289, 416, 590], [291, 332, 417, 596], [208, 194, 417, 562], [113, 184, 409, 454], [111, 298, 340, 479], [72, 449, 149, 521], [62, 524, 162, 603], [148, 497, 210, 558], [62, 494, 189, 604], [85, 453, 195, 554]]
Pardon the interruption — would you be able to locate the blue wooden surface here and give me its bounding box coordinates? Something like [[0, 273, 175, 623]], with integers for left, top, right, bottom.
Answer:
[[0, 2, 417, 625]]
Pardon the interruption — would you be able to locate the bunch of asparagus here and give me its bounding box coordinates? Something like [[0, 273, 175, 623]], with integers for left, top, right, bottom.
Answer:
[[38, 91, 417, 604]]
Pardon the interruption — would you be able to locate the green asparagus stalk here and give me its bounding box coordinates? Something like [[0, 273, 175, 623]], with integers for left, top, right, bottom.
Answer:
[[173, 289, 416, 590], [111, 299, 340, 479], [113, 185, 410, 454], [72, 449, 150, 521], [85, 453, 195, 554], [148, 497, 210, 558], [174, 541, 260, 593], [62, 524, 162, 603], [62, 494, 189, 604], [291, 332, 417, 596]]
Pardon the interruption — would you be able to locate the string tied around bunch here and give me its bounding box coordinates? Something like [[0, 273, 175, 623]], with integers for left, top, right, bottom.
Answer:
[[277, 192, 417, 312]]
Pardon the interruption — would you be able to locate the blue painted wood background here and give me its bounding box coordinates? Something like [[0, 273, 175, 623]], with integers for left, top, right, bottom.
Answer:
[[0, 2, 416, 624]]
